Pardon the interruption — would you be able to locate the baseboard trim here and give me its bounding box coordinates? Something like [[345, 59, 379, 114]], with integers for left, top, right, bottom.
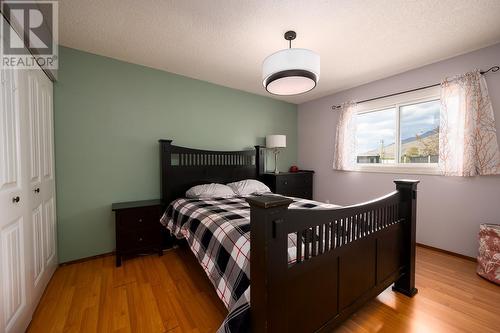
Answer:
[[60, 244, 475, 266], [59, 251, 115, 266], [417, 243, 476, 262]]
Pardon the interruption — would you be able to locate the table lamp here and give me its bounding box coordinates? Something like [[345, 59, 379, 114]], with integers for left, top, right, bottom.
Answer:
[[266, 135, 286, 174]]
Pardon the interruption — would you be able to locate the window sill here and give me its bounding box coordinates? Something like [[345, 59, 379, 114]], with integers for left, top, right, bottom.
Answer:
[[349, 164, 442, 175]]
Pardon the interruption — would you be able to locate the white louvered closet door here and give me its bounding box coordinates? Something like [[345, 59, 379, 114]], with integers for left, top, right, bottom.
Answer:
[[0, 22, 56, 333]]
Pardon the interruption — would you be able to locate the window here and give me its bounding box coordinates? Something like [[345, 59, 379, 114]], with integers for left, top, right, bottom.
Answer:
[[354, 87, 441, 174], [356, 107, 396, 164]]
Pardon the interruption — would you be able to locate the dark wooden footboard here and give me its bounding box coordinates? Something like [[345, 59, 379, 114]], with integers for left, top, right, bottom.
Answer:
[[247, 180, 419, 332]]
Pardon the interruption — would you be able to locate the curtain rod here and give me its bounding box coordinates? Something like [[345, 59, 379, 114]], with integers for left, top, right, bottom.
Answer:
[[331, 65, 499, 110]]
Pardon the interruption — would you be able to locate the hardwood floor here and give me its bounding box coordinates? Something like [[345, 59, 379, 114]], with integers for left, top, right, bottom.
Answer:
[[28, 246, 500, 333]]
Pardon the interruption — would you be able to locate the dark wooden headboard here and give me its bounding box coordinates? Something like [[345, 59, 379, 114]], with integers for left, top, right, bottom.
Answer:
[[159, 140, 264, 206]]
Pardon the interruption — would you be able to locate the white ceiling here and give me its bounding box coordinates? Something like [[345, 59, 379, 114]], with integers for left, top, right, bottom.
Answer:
[[59, 0, 500, 104]]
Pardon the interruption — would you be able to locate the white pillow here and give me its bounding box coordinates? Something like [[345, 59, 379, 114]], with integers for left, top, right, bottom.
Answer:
[[186, 183, 235, 199], [227, 179, 271, 196]]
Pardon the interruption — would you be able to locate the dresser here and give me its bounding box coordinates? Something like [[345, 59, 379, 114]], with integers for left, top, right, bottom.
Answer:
[[112, 199, 163, 267], [261, 171, 314, 199]]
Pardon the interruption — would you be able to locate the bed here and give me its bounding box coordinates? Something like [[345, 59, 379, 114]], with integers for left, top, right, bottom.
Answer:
[[159, 139, 419, 332]]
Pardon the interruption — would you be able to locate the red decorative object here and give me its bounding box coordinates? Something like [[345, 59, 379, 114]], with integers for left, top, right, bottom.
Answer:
[[289, 165, 299, 173], [477, 223, 500, 285]]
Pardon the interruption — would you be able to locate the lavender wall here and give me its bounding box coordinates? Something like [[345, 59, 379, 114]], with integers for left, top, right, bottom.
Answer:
[[298, 43, 500, 258]]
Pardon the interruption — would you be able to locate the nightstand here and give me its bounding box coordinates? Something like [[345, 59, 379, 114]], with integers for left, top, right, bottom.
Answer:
[[261, 171, 314, 199], [112, 199, 163, 267]]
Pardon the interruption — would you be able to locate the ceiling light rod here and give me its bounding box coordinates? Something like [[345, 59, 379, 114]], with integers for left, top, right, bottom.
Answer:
[[331, 65, 499, 110], [284, 30, 296, 48]]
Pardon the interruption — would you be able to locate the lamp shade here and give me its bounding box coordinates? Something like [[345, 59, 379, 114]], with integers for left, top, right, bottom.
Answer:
[[262, 48, 320, 95], [266, 135, 286, 148]]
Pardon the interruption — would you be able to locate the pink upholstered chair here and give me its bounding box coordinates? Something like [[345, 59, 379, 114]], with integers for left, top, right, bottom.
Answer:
[[477, 224, 500, 285]]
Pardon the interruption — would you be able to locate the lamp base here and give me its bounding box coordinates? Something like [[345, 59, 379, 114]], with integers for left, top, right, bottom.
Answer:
[[273, 150, 279, 174]]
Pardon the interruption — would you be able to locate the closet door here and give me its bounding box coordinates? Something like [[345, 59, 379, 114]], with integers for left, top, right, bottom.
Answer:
[[0, 17, 56, 332], [39, 72, 56, 276], [26, 68, 57, 305], [0, 68, 31, 333]]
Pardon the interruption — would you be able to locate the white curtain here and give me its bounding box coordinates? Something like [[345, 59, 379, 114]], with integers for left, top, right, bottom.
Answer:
[[333, 102, 358, 171], [439, 70, 500, 176]]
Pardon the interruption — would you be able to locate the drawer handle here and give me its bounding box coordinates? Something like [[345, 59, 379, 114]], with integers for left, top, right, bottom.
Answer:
[[138, 218, 143, 223], [34, 188, 40, 193], [284, 181, 288, 185], [12, 196, 20, 203], [139, 237, 143, 242]]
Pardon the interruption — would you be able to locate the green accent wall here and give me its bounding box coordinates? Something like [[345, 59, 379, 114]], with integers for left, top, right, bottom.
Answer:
[[54, 47, 297, 263]]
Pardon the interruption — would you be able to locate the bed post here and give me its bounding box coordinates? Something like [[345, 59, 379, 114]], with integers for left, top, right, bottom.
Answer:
[[159, 139, 173, 206], [246, 195, 293, 332], [255, 145, 265, 175], [392, 179, 419, 297]]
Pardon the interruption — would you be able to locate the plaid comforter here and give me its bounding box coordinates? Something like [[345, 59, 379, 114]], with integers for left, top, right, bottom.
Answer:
[[160, 194, 338, 332]]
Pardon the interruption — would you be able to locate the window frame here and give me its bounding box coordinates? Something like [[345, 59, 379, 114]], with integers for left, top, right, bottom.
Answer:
[[353, 86, 441, 175]]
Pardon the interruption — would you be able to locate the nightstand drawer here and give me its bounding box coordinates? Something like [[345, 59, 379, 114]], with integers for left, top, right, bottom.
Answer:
[[276, 174, 312, 189], [116, 206, 160, 230], [284, 187, 312, 199], [118, 229, 160, 252], [279, 187, 312, 200]]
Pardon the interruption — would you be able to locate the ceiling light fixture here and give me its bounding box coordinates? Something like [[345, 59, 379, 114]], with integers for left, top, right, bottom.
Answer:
[[262, 31, 320, 96]]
